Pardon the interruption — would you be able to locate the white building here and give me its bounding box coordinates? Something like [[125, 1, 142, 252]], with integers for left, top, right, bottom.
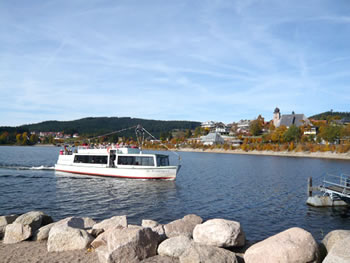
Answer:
[[201, 132, 225, 145]]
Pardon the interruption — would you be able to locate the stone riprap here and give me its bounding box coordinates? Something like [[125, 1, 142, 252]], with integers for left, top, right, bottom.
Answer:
[[164, 214, 203, 238], [3, 211, 52, 244], [0, 211, 345, 262], [323, 236, 350, 263], [0, 214, 18, 239], [92, 215, 127, 231], [193, 218, 245, 248], [244, 227, 320, 263], [322, 229, 350, 253]]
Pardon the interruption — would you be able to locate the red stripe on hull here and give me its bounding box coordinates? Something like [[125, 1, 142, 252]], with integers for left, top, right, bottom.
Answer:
[[55, 169, 176, 180]]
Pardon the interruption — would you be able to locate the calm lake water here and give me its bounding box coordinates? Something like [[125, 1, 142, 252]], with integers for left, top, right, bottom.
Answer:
[[1, 146, 350, 242]]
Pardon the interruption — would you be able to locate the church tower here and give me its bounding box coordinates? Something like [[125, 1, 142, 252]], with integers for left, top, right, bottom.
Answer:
[[273, 107, 281, 127]]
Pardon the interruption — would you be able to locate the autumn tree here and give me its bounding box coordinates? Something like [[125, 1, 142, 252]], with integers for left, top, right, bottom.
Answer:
[[16, 133, 22, 144], [270, 126, 287, 143], [22, 132, 29, 145], [0, 132, 9, 144], [29, 134, 38, 145]]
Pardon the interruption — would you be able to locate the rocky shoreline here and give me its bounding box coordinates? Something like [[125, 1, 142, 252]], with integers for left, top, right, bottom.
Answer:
[[1, 211, 349, 262], [179, 148, 350, 160]]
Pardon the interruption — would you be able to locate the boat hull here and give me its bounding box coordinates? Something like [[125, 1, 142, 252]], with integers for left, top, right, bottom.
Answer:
[[55, 164, 178, 180]]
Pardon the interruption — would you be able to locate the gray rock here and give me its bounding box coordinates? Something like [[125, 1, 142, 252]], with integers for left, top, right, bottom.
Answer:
[[15, 211, 53, 228], [164, 214, 202, 238], [141, 255, 180, 263], [142, 219, 159, 228], [32, 222, 55, 241], [92, 215, 127, 231], [142, 219, 166, 241], [179, 242, 238, 263], [244, 227, 319, 263], [0, 214, 18, 226], [96, 227, 160, 263], [158, 235, 193, 258], [193, 219, 245, 248], [3, 223, 32, 244], [3, 211, 52, 243], [88, 227, 104, 238], [47, 224, 93, 252], [0, 214, 18, 239], [323, 236, 350, 263], [55, 216, 96, 230], [322, 229, 350, 253], [91, 226, 124, 249]]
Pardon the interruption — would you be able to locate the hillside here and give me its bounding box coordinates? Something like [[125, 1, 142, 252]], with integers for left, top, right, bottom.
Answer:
[[18, 117, 201, 138], [309, 111, 350, 120]]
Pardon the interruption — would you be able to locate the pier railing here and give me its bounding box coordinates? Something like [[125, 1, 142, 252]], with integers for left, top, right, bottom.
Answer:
[[320, 173, 350, 199]]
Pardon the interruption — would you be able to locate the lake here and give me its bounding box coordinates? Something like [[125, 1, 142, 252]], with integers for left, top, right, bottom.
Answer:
[[0, 146, 349, 242]]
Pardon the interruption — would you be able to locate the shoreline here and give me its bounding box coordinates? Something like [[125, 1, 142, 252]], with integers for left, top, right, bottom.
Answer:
[[178, 148, 350, 161]]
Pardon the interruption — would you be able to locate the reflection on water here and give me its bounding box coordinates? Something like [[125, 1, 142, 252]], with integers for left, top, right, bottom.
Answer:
[[1, 146, 350, 242], [54, 172, 177, 223]]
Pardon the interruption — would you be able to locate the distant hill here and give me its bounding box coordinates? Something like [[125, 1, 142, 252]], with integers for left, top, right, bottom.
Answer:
[[309, 111, 350, 120], [16, 117, 201, 138]]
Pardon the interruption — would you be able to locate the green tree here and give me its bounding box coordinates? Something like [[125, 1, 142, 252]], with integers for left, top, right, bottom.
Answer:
[[283, 125, 301, 142], [250, 119, 263, 136], [319, 125, 341, 143], [194, 127, 202, 137], [185, 129, 192, 138]]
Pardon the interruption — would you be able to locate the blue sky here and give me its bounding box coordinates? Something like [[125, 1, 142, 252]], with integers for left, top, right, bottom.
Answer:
[[1, 0, 349, 126]]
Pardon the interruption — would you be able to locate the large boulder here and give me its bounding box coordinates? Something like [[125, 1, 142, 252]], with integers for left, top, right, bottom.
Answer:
[[91, 226, 124, 249], [142, 219, 166, 241], [0, 214, 18, 239], [3, 211, 52, 244], [47, 224, 93, 252], [3, 223, 32, 244], [244, 227, 319, 263], [164, 214, 202, 238], [322, 229, 350, 253], [179, 242, 238, 263], [93, 215, 127, 231], [323, 236, 350, 263], [96, 227, 160, 263], [32, 222, 55, 241], [55, 216, 96, 230], [193, 219, 245, 248], [158, 235, 193, 258]]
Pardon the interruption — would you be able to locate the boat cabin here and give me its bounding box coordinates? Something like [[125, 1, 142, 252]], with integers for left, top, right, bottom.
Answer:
[[71, 147, 170, 168]]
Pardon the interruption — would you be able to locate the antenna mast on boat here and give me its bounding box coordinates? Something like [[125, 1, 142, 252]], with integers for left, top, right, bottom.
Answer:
[[135, 125, 145, 154]]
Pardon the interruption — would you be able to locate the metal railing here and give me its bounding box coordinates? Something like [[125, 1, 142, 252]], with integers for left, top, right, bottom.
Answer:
[[321, 173, 350, 198]]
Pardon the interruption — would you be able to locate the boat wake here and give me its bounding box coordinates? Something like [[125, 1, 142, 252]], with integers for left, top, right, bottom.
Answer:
[[0, 165, 55, 171]]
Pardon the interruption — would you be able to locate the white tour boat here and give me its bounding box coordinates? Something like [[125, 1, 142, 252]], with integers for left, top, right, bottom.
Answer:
[[55, 146, 180, 180], [55, 126, 181, 180]]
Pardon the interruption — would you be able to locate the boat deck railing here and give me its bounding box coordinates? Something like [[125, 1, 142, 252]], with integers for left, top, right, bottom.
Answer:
[[320, 173, 350, 200]]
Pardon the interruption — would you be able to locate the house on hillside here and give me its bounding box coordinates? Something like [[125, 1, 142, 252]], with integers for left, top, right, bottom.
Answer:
[[201, 132, 225, 145], [273, 107, 310, 128], [201, 121, 216, 129]]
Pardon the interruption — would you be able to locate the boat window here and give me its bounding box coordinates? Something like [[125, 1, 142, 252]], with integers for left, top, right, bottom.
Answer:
[[117, 156, 154, 166], [74, 155, 108, 164], [156, 155, 169, 167]]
